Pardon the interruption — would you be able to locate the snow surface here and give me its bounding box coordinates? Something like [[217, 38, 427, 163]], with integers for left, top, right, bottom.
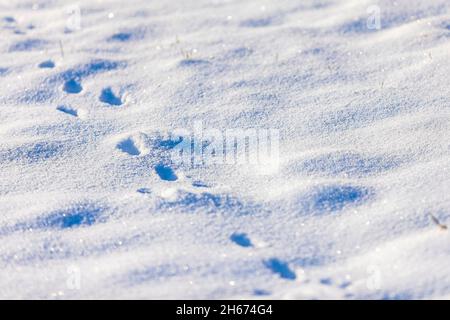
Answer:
[[0, 0, 449, 299]]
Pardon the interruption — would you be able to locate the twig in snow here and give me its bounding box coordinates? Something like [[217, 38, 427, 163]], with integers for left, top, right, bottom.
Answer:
[[59, 40, 65, 59], [180, 48, 193, 60], [429, 213, 447, 231]]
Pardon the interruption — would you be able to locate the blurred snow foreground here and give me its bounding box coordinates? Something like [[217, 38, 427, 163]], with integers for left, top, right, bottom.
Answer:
[[0, 0, 449, 299]]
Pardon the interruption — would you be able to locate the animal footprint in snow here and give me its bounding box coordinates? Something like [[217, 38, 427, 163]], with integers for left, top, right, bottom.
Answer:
[[107, 27, 147, 43], [100, 87, 123, 106], [264, 258, 296, 280], [116, 133, 149, 156], [137, 187, 151, 194], [63, 78, 82, 94], [230, 233, 253, 247], [39, 60, 55, 69], [310, 185, 370, 213], [34, 203, 104, 230], [56, 105, 86, 119], [253, 289, 271, 296], [155, 164, 178, 181], [192, 181, 209, 188], [57, 105, 77, 117]]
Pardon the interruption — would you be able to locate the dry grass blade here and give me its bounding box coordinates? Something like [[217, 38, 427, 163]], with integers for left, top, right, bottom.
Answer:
[[429, 213, 448, 231]]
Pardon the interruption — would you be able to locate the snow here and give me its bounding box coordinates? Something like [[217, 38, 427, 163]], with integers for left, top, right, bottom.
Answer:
[[0, 0, 449, 299]]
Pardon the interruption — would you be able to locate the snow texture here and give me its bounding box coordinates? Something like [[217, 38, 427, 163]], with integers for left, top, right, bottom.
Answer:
[[0, 0, 449, 299]]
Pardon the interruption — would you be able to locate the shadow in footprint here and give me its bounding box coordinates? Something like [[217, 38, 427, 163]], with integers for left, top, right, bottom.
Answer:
[[137, 188, 151, 194], [156, 136, 183, 150], [109, 32, 133, 42], [253, 289, 271, 296], [117, 138, 141, 156], [0, 204, 106, 237], [63, 79, 82, 94], [39, 60, 55, 69], [37, 204, 103, 229], [264, 258, 296, 280], [309, 185, 370, 213], [155, 164, 177, 181], [57, 105, 78, 117], [100, 87, 122, 106], [107, 27, 147, 43], [230, 233, 252, 247], [192, 181, 208, 188]]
